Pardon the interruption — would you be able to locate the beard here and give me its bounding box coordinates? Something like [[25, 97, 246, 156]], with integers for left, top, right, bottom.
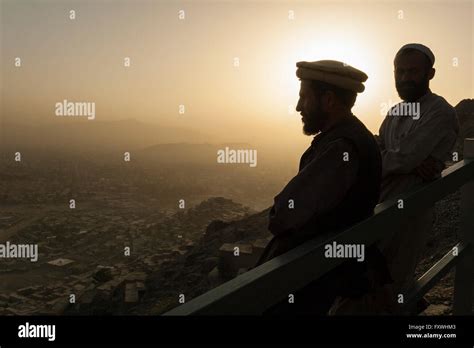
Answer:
[[302, 104, 329, 135], [396, 75, 430, 102], [302, 117, 320, 135]]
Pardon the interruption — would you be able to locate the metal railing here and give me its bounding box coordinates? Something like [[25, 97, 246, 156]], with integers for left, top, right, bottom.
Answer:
[[164, 138, 474, 315]]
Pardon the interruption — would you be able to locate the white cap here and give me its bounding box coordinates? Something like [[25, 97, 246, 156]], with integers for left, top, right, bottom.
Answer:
[[395, 43, 435, 66]]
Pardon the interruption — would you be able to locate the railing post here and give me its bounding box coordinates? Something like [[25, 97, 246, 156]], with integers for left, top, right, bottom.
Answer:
[[453, 138, 474, 315]]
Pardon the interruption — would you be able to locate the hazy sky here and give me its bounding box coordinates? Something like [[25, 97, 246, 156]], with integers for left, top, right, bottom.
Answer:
[[1, 0, 473, 148]]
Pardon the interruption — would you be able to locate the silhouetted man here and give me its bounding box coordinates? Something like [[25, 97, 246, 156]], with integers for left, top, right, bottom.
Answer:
[[331, 44, 459, 314], [253, 60, 387, 315]]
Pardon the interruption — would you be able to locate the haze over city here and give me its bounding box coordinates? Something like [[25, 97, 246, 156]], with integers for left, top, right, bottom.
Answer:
[[2, 0, 472, 154]]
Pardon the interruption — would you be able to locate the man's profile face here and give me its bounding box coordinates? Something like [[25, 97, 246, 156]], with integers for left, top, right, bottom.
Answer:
[[394, 51, 432, 102], [296, 80, 329, 135]]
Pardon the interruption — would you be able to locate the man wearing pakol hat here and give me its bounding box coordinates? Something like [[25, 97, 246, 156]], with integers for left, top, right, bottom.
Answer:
[[253, 60, 390, 315], [331, 44, 459, 314]]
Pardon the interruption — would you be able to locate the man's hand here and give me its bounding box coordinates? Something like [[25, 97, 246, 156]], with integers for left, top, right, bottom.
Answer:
[[414, 156, 445, 182]]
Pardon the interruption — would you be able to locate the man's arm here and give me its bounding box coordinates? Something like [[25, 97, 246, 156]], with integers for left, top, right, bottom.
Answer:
[[381, 109, 458, 179], [375, 116, 388, 151], [268, 138, 359, 236], [414, 155, 446, 181]]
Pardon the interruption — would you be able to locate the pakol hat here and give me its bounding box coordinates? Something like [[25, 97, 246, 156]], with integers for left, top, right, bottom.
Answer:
[[296, 60, 368, 93]]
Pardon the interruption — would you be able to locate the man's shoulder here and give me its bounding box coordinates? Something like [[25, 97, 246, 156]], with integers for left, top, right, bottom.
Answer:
[[427, 93, 456, 115], [312, 115, 377, 155], [345, 115, 378, 145], [325, 137, 358, 151]]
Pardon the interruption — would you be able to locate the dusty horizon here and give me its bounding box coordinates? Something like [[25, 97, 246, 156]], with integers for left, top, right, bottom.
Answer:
[[2, 0, 472, 153]]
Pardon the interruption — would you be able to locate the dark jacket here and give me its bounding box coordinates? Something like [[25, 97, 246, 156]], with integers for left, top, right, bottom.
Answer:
[[256, 114, 382, 265]]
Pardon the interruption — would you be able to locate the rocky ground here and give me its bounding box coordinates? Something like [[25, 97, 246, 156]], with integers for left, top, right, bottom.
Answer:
[[416, 191, 461, 315], [131, 208, 271, 315], [0, 191, 464, 316]]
